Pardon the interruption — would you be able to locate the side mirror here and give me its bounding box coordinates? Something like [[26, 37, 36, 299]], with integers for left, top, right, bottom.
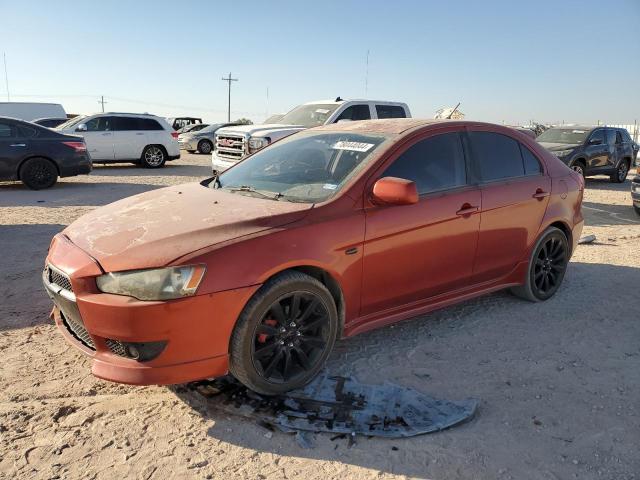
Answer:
[[371, 177, 418, 206], [76, 124, 87, 132], [589, 137, 602, 145]]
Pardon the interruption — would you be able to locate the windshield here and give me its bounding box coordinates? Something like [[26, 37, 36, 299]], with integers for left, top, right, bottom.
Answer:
[[215, 132, 389, 203], [55, 115, 86, 130], [276, 104, 340, 128], [537, 128, 589, 144]]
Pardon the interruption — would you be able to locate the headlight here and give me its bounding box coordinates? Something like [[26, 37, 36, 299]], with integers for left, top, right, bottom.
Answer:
[[632, 182, 640, 193], [248, 137, 270, 152], [552, 149, 574, 158], [96, 265, 206, 301]]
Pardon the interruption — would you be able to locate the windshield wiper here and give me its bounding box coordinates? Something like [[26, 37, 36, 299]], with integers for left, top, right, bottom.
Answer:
[[226, 185, 283, 200]]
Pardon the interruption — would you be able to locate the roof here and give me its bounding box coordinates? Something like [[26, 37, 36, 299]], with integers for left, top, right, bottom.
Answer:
[[310, 118, 461, 135], [302, 99, 406, 106]]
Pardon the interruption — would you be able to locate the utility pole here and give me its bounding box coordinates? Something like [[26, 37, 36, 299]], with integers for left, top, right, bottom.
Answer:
[[98, 95, 107, 112], [3, 53, 9, 101], [221, 72, 238, 122]]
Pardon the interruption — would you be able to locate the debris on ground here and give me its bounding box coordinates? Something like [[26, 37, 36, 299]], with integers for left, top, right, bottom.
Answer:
[[578, 234, 597, 244], [190, 373, 477, 440]]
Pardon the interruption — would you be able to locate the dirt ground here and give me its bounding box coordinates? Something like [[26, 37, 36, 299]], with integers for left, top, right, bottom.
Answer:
[[1, 153, 639, 480]]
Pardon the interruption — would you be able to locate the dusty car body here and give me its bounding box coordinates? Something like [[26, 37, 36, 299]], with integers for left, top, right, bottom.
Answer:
[[44, 119, 584, 395]]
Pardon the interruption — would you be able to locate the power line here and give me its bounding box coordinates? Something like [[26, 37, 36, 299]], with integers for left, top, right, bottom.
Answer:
[[222, 72, 238, 122]]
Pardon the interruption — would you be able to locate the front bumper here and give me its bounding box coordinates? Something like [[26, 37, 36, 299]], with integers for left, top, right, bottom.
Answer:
[[211, 152, 241, 173], [44, 234, 260, 385]]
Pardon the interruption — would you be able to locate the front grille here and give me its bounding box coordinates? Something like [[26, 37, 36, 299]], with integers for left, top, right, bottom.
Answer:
[[46, 265, 73, 292], [105, 339, 128, 357], [60, 311, 95, 350], [215, 134, 246, 160]]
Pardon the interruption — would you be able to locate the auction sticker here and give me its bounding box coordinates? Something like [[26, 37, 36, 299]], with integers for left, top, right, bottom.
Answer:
[[332, 141, 375, 152]]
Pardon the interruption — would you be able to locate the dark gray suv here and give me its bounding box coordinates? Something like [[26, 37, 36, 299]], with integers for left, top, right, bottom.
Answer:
[[537, 126, 637, 183]]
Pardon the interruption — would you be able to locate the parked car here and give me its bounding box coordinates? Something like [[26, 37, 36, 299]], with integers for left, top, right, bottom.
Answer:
[[177, 123, 209, 134], [537, 126, 635, 183], [179, 122, 239, 154], [32, 117, 69, 129], [632, 164, 640, 215], [55, 113, 179, 168], [212, 98, 411, 173], [0, 116, 91, 189], [43, 119, 584, 395], [0, 102, 66, 122], [167, 117, 202, 131]]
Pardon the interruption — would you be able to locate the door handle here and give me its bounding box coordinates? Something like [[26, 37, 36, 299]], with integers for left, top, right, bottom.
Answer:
[[135, 132, 145, 135], [456, 204, 479, 216], [101, 132, 112, 136], [532, 188, 550, 200], [9, 143, 26, 147]]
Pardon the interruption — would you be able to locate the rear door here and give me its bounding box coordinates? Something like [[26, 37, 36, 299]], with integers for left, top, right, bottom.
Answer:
[[467, 129, 550, 284], [113, 116, 147, 160], [361, 129, 481, 316], [82, 116, 115, 161], [0, 121, 21, 178]]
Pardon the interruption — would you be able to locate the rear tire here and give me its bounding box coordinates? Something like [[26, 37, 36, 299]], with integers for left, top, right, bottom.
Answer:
[[20, 157, 58, 190], [197, 140, 213, 154], [141, 145, 166, 168], [570, 160, 586, 179], [610, 160, 629, 183], [229, 271, 338, 395], [510, 227, 569, 302]]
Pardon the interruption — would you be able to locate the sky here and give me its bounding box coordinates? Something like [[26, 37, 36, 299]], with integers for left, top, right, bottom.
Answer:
[[1, 0, 639, 125]]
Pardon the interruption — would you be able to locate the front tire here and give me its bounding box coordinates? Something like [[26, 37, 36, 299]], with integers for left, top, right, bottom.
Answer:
[[229, 271, 338, 395], [610, 160, 629, 183], [141, 145, 166, 168], [197, 140, 213, 154], [510, 227, 569, 302], [20, 157, 58, 190], [570, 161, 586, 179]]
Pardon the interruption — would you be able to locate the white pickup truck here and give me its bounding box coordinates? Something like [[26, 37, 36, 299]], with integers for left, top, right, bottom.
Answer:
[[211, 98, 410, 173]]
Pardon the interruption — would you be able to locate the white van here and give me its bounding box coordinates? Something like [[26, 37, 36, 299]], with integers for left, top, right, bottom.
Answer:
[[0, 102, 66, 122]]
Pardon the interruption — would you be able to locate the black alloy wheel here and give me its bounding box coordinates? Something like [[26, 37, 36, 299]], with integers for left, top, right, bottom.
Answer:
[[610, 160, 628, 183], [251, 292, 330, 384], [198, 140, 213, 154], [20, 157, 58, 190]]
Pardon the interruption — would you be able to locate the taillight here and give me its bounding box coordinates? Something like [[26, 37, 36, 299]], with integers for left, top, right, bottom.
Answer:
[[171, 132, 179, 139], [62, 141, 87, 152]]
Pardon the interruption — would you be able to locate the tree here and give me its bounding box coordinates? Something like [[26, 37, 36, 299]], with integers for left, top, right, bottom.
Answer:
[[234, 118, 253, 125]]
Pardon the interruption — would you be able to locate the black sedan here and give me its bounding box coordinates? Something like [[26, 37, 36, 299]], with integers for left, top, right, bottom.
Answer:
[[0, 116, 92, 189]]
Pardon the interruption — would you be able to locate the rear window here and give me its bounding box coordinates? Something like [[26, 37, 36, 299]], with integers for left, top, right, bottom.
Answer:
[[18, 125, 37, 137], [469, 132, 525, 181], [520, 145, 543, 175], [375, 105, 406, 119]]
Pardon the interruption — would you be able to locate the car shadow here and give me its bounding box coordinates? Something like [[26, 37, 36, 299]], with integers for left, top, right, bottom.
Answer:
[[0, 224, 66, 331], [582, 201, 640, 226], [91, 162, 212, 178], [584, 174, 634, 192], [0, 181, 164, 207], [169, 261, 640, 478]]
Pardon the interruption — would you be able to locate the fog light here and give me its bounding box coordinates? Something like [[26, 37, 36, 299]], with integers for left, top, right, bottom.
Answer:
[[106, 339, 167, 362]]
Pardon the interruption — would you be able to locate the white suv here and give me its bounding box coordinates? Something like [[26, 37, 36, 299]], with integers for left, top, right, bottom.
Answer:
[[212, 98, 410, 173], [56, 113, 180, 168]]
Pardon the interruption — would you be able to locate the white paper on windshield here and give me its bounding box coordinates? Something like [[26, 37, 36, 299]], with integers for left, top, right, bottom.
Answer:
[[332, 141, 375, 152], [315, 109, 330, 114], [572, 130, 586, 134], [323, 183, 338, 190]]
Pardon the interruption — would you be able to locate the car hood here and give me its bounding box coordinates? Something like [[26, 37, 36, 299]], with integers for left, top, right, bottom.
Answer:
[[538, 142, 580, 152], [218, 124, 307, 136], [64, 183, 313, 272]]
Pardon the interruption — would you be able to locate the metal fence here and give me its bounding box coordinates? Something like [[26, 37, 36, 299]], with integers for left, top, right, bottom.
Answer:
[[599, 122, 639, 142]]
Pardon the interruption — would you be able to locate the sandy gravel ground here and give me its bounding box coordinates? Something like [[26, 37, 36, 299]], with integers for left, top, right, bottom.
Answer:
[[0, 154, 639, 480]]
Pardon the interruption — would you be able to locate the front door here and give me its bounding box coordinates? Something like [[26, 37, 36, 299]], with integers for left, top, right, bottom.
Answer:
[[466, 130, 551, 283], [585, 128, 608, 170], [360, 130, 481, 317], [81, 116, 114, 161]]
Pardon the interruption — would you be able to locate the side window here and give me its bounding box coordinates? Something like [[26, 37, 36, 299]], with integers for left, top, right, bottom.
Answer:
[[336, 105, 371, 122], [17, 125, 37, 137], [382, 132, 467, 194], [606, 129, 616, 146], [520, 145, 543, 176], [621, 130, 632, 143], [140, 118, 163, 130], [375, 105, 406, 119], [615, 131, 623, 144], [468, 132, 525, 181], [588, 129, 604, 144], [85, 117, 112, 132], [114, 117, 141, 131], [0, 122, 16, 138]]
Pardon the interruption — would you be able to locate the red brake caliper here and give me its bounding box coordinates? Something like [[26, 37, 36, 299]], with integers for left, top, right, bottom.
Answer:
[[257, 319, 278, 343]]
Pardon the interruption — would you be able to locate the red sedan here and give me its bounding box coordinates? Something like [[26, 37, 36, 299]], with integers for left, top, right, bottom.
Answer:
[[43, 119, 584, 395]]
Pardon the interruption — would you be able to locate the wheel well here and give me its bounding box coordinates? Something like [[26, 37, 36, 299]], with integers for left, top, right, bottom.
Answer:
[[17, 156, 59, 179], [572, 158, 586, 167], [549, 221, 573, 254], [276, 266, 346, 337]]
